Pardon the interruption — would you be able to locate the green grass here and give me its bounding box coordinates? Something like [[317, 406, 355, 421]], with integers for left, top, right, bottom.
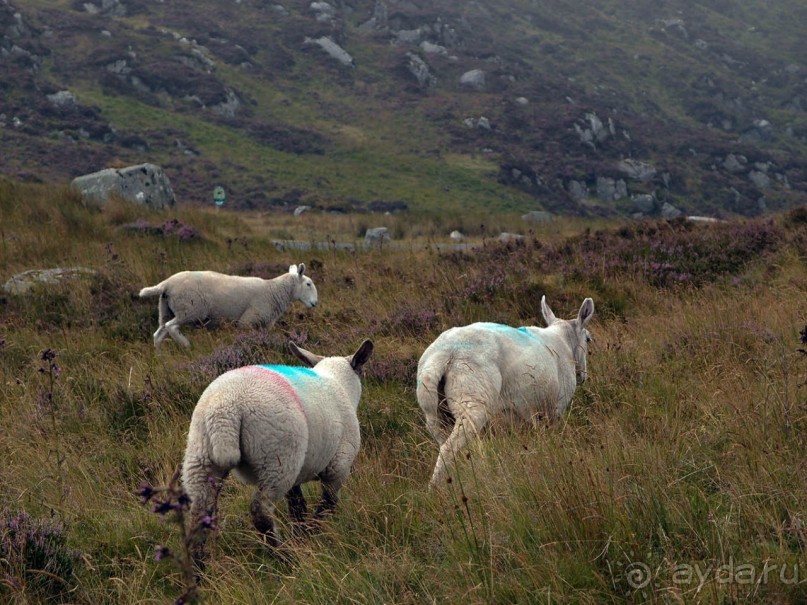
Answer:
[[0, 179, 805, 603]]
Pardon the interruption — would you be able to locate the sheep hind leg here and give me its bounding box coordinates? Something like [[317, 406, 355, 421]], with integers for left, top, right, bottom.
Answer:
[[153, 295, 172, 348], [250, 486, 283, 549], [430, 405, 490, 488], [164, 318, 191, 348], [285, 485, 310, 539]]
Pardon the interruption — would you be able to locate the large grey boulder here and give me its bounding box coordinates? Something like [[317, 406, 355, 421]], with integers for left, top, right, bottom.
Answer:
[[632, 194, 656, 214], [364, 227, 390, 247], [618, 159, 656, 182], [2, 267, 98, 295], [748, 170, 771, 189], [661, 202, 683, 219], [459, 69, 485, 90], [71, 163, 176, 209], [567, 180, 588, 202]]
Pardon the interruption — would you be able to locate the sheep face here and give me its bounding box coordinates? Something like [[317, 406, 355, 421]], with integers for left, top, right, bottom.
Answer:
[[289, 263, 318, 308]]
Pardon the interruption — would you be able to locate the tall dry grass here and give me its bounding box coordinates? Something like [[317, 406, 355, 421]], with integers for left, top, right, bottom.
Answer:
[[0, 179, 805, 604]]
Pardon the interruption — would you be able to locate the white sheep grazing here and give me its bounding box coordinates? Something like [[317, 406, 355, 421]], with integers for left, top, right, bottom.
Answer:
[[416, 296, 594, 487], [181, 338, 374, 563], [138, 264, 318, 349]]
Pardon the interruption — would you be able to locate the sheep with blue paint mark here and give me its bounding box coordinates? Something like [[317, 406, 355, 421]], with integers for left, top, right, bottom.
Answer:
[[139, 264, 318, 348], [416, 296, 594, 487], [181, 339, 373, 563]]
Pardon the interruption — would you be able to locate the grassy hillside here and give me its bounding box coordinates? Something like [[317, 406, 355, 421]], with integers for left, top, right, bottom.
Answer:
[[1, 178, 806, 603], [1, 0, 806, 216]]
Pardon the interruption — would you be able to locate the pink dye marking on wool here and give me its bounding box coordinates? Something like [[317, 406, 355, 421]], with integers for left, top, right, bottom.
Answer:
[[241, 365, 308, 418]]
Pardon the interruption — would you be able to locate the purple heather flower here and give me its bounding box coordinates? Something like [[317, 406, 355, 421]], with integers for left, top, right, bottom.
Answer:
[[152, 500, 174, 515], [154, 544, 171, 561], [137, 482, 156, 503]]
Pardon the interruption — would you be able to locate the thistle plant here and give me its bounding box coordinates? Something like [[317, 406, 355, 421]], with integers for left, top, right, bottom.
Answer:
[[138, 471, 219, 604], [37, 348, 67, 507]]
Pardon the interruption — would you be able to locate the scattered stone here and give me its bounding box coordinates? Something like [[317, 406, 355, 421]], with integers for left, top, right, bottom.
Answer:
[[304, 36, 354, 67], [498, 232, 525, 243], [46, 90, 77, 109], [687, 216, 725, 223], [294, 205, 311, 217], [449, 230, 464, 242], [723, 153, 747, 174], [420, 41, 447, 55], [521, 210, 552, 223]]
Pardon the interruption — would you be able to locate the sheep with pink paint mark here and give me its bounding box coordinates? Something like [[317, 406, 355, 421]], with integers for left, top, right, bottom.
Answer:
[[417, 296, 594, 487], [181, 339, 373, 563]]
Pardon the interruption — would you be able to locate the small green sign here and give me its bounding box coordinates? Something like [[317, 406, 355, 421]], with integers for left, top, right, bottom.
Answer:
[[213, 186, 226, 207]]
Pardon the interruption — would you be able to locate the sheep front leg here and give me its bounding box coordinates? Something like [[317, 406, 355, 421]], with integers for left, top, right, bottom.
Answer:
[[430, 406, 490, 488], [237, 307, 264, 328]]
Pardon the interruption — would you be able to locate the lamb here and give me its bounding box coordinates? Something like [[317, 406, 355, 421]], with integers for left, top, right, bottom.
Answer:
[[181, 338, 373, 564], [416, 296, 594, 487], [138, 264, 318, 349]]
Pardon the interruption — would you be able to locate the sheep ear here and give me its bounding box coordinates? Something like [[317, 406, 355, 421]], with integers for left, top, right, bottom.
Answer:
[[297, 263, 305, 278], [288, 264, 298, 275], [578, 298, 595, 327], [350, 339, 374, 372], [288, 341, 323, 367], [541, 295, 557, 326]]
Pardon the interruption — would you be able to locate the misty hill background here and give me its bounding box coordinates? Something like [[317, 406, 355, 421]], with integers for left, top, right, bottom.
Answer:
[[1, 0, 806, 216]]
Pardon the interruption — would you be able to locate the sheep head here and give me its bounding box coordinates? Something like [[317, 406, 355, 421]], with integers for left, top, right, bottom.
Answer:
[[541, 295, 595, 385], [289, 263, 318, 308]]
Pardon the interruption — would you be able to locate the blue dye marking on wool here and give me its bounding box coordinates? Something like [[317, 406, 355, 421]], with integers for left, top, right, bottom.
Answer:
[[478, 323, 542, 343], [258, 365, 317, 380]]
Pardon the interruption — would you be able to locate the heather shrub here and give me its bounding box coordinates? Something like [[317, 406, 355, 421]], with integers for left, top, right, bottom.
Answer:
[[0, 508, 81, 603], [543, 219, 782, 287]]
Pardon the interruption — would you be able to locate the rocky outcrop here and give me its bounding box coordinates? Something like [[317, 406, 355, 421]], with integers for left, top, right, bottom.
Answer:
[[71, 163, 176, 209], [406, 53, 436, 87], [2, 267, 98, 295]]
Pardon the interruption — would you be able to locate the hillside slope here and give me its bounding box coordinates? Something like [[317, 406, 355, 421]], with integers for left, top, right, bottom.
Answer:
[[1, 0, 805, 216]]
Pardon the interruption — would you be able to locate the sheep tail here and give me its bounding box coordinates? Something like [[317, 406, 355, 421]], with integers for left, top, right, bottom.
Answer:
[[138, 284, 164, 298], [206, 407, 243, 470], [418, 353, 456, 432]]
